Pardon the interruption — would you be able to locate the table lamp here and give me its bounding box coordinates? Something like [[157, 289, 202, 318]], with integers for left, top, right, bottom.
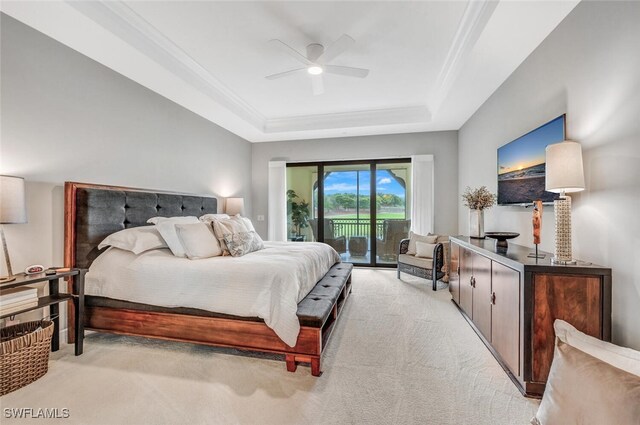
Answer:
[[545, 141, 585, 264], [0, 175, 27, 282], [225, 197, 245, 216]]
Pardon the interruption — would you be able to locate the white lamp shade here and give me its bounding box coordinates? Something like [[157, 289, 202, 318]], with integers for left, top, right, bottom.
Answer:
[[225, 197, 245, 216], [0, 175, 27, 224], [545, 141, 585, 193]]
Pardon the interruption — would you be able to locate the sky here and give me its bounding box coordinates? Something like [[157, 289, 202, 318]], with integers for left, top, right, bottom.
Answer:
[[323, 170, 405, 196], [498, 115, 564, 174]]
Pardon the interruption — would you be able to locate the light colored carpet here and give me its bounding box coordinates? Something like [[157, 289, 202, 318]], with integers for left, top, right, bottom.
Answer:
[[1, 269, 538, 424]]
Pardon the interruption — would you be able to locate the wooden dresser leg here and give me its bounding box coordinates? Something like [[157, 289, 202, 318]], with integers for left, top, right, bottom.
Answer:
[[311, 357, 322, 377], [285, 355, 297, 372]]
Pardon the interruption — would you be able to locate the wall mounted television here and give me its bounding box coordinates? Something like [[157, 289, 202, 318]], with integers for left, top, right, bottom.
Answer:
[[497, 115, 565, 205]]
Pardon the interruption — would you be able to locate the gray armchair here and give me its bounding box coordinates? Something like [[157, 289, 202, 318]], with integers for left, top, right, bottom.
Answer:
[[308, 219, 347, 254], [397, 237, 445, 291]]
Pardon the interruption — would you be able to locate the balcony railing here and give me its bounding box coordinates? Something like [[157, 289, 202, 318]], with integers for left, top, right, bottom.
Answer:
[[330, 218, 385, 240]]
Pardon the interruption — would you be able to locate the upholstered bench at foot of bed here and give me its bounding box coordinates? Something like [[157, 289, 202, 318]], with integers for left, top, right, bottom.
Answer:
[[286, 262, 354, 376]]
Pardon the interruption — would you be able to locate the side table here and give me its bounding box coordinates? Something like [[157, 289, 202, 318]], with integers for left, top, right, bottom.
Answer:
[[0, 269, 86, 355]]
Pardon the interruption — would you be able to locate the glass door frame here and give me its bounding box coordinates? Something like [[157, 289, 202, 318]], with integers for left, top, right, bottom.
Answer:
[[287, 158, 411, 268]]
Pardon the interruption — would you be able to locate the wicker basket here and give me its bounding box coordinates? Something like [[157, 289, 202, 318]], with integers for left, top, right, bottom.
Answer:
[[0, 320, 54, 396]]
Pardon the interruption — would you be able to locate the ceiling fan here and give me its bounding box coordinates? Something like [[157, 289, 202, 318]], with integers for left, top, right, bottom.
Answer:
[[265, 34, 369, 95]]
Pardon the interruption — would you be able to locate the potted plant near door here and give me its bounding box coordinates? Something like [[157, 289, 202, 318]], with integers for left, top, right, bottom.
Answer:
[[287, 190, 310, 240], [462, 186, 496, 239]]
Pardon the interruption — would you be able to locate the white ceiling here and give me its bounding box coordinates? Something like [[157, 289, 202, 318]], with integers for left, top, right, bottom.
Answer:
[[1, 1, 579, 142]]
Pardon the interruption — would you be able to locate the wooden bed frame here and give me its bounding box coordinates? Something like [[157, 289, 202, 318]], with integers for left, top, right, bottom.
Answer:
[[64, 182, 352, 376]]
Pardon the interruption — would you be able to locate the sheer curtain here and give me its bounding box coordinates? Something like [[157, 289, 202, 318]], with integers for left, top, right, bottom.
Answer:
[[410, 155, 435, 235], [268, 161, 287, 241]]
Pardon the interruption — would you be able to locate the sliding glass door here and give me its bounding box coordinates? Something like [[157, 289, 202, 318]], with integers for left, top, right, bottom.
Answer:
[[287, 159, 411, 267], [375, 162, 411, 264], [324, 163, 371, 264]]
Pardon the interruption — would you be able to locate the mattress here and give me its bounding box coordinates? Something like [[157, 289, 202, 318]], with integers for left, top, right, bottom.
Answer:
[[85, 241, 341, 347]]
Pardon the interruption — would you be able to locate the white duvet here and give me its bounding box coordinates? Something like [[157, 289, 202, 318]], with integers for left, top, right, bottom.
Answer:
[[85, 242, 341, 347]]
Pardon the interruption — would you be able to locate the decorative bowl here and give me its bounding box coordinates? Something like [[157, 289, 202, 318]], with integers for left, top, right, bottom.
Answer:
[[485, 232, 520, 249]]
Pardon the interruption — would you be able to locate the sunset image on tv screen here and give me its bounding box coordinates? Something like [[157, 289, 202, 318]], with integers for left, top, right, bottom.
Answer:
[[497, 116, 564, 204]]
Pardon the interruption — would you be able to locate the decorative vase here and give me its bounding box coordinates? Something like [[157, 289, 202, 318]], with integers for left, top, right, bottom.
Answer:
[[469, 209, 485, 239]]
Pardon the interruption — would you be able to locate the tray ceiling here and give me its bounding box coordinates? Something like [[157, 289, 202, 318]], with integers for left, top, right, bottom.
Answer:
[[1, 1, 579, 142]]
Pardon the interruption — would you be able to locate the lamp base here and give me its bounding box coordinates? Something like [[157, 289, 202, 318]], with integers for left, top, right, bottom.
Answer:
[[0, 275, 17, 283], [551, 258, 577, 265], [553, 195, 574, 263]]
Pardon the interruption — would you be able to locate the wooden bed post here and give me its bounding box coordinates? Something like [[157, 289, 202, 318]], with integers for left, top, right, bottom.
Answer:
[[64, 182, 78, 344]]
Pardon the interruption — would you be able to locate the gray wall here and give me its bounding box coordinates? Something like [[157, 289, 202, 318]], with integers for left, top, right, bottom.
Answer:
[[458, 1, 640, 349], [251, 131, 458, 238], [0, 15, 252, 330]]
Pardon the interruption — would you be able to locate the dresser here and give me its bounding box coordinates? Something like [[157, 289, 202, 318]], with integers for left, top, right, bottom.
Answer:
[[448, 236, 611, 397]]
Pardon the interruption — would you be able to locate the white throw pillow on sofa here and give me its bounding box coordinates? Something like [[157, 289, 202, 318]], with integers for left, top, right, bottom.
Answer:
[[175, 222, 222, 259], [407, 232, 438, 255], [146, 216, 199, 257], [98, 226, 167, 254], [415, 242, 437, 259]]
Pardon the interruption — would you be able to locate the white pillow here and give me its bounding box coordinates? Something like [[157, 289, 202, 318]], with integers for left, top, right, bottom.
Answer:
[[532, 320, 640, 425], [147, 216, 199, 225], [415, 242, 437, 259], [147, 216, 199, 257], [175, 222, 222, 259], [236, 215, 255, 232], [554, 319, 640, 377], [532, 339, 640, 425], [199, 213, 230, 223], [98, 226, 167, 254], [407, 232, 438, 255]]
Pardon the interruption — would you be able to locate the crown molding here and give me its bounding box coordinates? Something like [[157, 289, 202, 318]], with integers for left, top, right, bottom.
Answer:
[[430, 0, 499, 115], [264, 105, 431, 133], [46, 0, 494, 138], [67, 1, 267, 130], [66, 1, 436, 137]]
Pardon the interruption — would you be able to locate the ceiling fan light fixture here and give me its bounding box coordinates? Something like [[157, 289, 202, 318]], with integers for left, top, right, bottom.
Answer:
[[307, 65, 323, 75]]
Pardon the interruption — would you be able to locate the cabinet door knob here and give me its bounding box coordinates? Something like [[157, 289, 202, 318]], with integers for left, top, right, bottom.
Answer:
[[491, 292, 496, 305], [470, 277, 476, 288]]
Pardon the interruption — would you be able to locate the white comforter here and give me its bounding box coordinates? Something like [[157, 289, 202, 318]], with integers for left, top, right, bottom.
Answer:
[[85, 241, 341, 347]]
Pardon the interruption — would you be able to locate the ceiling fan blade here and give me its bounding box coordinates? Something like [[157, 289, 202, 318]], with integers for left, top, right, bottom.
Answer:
[[317, 34, 355, 64], [269, 39, 312, 66], [311, 74, 324, 95], [265, 68, 306, 80], [324, 65, 370, 78]]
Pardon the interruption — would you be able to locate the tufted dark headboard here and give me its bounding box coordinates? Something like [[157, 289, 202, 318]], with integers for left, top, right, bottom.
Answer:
[[64, 182, 217, 269]]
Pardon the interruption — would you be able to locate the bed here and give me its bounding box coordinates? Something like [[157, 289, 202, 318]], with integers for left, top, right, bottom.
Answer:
[[63, 182, 353, 376]]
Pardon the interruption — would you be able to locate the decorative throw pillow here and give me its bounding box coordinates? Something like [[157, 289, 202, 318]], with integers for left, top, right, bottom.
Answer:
[[222, 231, 265, 257], [146, 216, 199, 257], [407, 232, 438, 255], [210, 216, 249, 254], [415, 242, 437, 259], [98, 226, 167, 254], [532, 339, 640, 425], [199, 213, 230, 223], [175, 222, 222, 259]]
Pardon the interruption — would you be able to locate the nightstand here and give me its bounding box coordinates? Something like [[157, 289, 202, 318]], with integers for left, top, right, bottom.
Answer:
[[0, 269, 86, 355]]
